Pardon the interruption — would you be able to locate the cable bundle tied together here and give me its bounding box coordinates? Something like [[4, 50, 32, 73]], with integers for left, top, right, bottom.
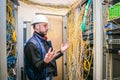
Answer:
[[81, 0, 92, 32], [7, 0, 17, 80], [67, 4, 86, 80], [67, 0, 94, 79], [82, 2, 94, 79]]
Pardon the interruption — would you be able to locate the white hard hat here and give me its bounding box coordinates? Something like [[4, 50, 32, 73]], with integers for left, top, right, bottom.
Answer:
[[31, 15, 48, 25]]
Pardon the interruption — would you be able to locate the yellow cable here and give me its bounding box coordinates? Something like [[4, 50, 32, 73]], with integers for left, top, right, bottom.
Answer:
[[67, 3, 86, 80]]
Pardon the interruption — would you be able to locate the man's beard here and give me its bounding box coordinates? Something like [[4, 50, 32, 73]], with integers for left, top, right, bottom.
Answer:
[[39, 31, 45, 37]]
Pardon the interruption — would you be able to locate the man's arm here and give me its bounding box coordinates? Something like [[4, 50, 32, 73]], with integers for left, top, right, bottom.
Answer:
[[54, 42, 70, 60]]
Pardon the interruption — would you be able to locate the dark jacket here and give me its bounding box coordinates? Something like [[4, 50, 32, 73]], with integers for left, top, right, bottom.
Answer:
[[24, 32, 63, 80]]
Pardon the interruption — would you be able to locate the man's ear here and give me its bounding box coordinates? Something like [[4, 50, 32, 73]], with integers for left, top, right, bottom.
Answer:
[[35, 24, 39, 27], [34, 24, 40, 30], [33, 24, 36, 29]]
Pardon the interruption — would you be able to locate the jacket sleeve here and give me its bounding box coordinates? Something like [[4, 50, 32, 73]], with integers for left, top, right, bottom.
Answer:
[[24, 42, 48, 72], [55, 51, 64, 60], [47, 41, 64, 60]]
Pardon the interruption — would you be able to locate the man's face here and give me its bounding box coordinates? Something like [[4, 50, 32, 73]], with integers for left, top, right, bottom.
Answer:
[[35, 22, 48, 35]]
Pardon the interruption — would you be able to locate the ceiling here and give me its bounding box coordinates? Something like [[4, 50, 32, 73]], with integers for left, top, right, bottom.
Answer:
[[29, 0, 78, 7], [19, 0, 80, 16]]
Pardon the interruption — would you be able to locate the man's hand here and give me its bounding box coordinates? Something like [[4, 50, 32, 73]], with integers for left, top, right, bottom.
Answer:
[[44, 48, 56, 64], [61, 42, 70, 53]]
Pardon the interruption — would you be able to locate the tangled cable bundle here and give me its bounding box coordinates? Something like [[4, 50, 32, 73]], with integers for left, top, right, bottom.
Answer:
[[67, 0, 93, 80]]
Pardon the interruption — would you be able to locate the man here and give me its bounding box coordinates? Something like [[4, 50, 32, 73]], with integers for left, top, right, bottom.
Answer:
[[24, 15, 70, 80]]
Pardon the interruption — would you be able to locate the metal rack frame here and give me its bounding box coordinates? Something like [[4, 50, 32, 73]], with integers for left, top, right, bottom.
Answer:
[[0, 0, 7, 80]]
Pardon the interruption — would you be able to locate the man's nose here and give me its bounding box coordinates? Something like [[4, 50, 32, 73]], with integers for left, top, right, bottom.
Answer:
[[46, 27, 48, 30]]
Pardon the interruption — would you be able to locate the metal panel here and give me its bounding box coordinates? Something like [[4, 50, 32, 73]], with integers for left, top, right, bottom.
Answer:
[[93, 0, 104, 80], [17, 18, 24, 80], [0, 0, 7, 80], [62, 16, 68, 80]]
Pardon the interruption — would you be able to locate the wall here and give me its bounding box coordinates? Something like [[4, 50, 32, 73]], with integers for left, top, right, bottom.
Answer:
[[18, 1, 63, 80]]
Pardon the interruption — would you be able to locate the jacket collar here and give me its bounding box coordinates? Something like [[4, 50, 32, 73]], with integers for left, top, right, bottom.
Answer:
[[33, 32, 46, 42]]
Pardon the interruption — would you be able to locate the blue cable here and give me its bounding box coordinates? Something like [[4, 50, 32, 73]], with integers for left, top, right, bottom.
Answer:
[[82, 0, 92, 32]]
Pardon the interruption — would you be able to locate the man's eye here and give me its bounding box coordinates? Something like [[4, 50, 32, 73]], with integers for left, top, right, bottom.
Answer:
[[44, 25, 47, 26]]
